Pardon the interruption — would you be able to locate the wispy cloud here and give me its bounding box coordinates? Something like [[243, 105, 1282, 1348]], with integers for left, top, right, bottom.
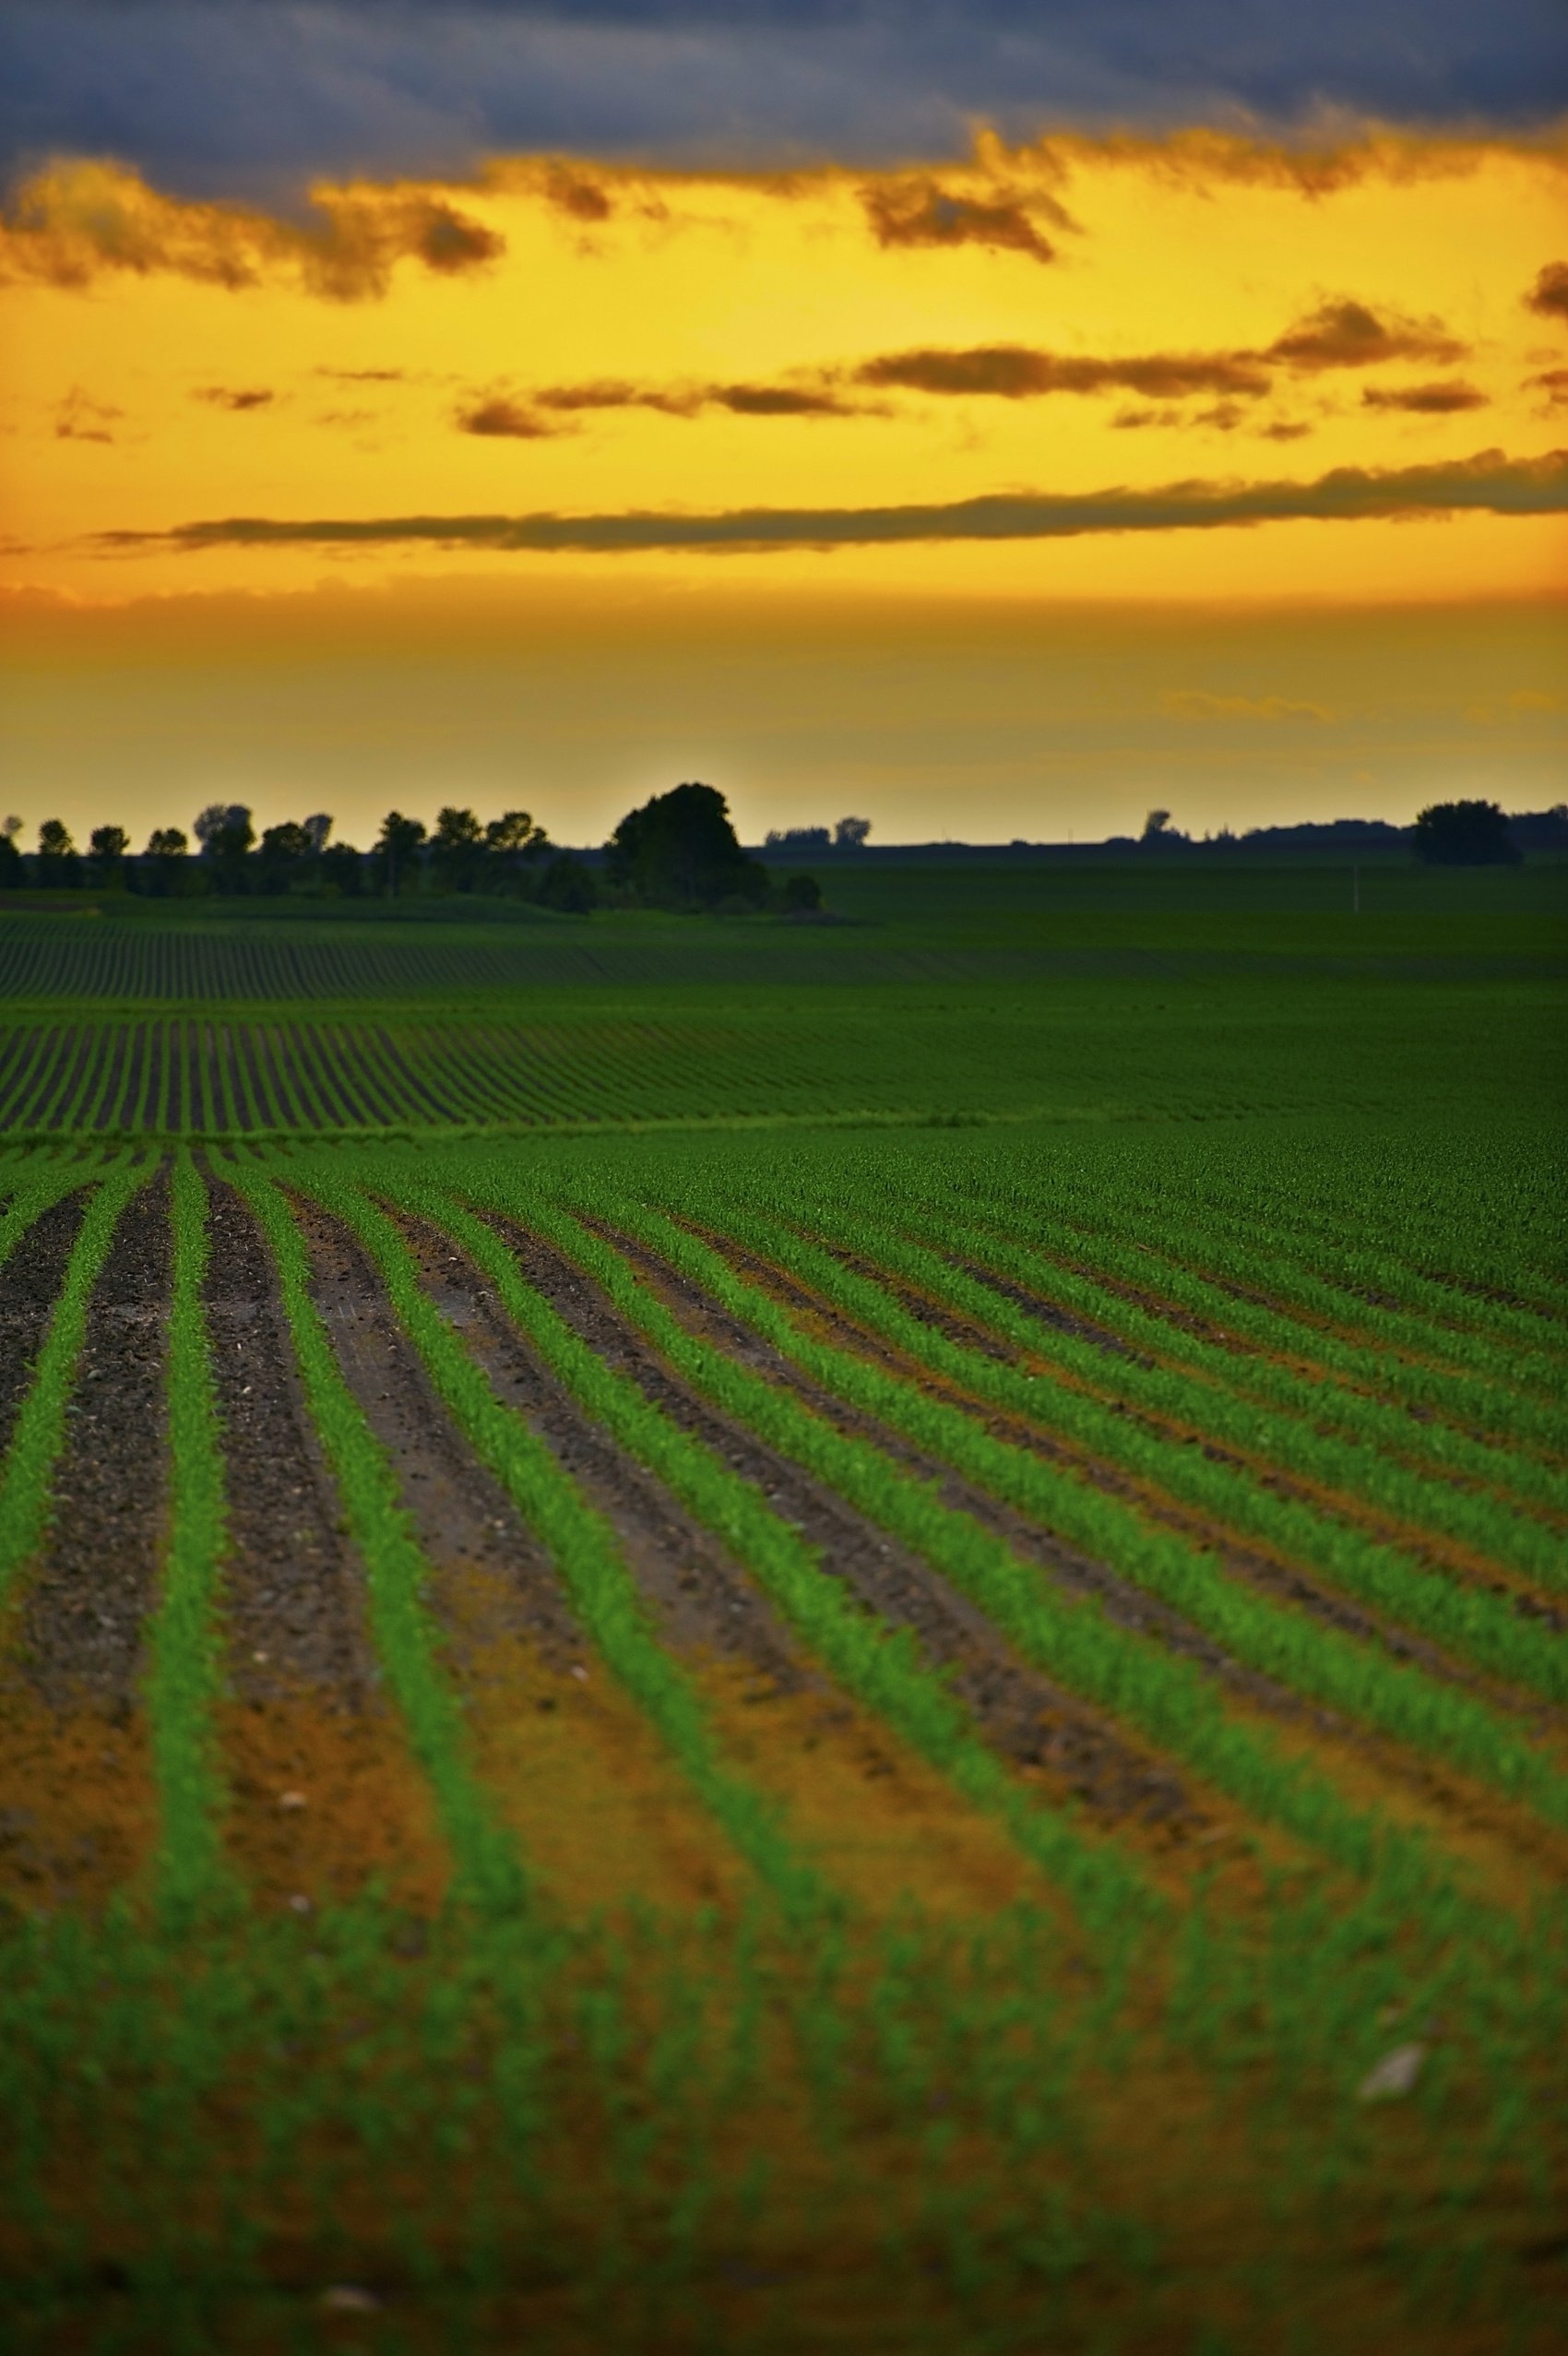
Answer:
[[0, 160, 505, 301], [55, 385, 121, 443], [1161, 690, 1336, 720], [851, 344, 1271, 399], [1360, 380, 1487, 413], [1263, 299, 1467, 370], [194, 385, 274, 411], [455, 396, 562, 439], [859, 176, 1066, 263], [89, 446, 1568, 557], [1525, 261, 1568, 323]]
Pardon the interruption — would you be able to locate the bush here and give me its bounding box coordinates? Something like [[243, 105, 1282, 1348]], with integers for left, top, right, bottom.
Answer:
[[782, 873, 822, 911]]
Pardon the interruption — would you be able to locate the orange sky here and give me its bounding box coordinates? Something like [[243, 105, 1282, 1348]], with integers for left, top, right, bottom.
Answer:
[[2, 127, 1565, 844]]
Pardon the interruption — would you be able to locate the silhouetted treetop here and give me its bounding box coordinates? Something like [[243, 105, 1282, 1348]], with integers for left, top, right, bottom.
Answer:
[[1413, 800, 1520, 866], [607, 781, 767, 910]]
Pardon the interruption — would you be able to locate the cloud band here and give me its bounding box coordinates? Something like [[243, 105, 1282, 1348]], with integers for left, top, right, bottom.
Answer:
[[91, 448, 1568, 558]]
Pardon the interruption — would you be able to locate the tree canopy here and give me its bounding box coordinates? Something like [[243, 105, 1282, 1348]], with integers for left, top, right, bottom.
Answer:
[[1412, 800, 1521, 866], [606, 781, 767, 909]]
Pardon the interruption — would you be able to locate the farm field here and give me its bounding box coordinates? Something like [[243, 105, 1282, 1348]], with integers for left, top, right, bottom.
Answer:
[[1, 863, 1565, 2352]]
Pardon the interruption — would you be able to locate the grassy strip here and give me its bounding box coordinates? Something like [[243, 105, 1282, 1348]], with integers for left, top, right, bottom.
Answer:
[[452, 1167, 1488, 1926], [288, 1168, 833, 1930], [0, 1162, 141, 1604], [624, 1190, 1568, 1844], [145, 1152, 238, 1924], [754, 1195, 1568, 1693], [369, 1166, 1161, 1948], [222, 1160, 525, 1917]]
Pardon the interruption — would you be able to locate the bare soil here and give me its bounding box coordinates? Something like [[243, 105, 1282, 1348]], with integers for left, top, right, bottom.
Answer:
[[479, 1210, 1200, 1833]]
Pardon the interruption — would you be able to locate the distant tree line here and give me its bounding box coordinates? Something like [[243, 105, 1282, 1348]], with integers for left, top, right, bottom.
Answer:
[[0, 783, 826, 915]]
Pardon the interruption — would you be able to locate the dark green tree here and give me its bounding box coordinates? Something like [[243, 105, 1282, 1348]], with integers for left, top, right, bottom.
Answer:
[[37, 818, 81, 889], [257, 820, 311, 894], [0, 817, 22, 889], [781, 872, 823, 911], [433, 805, 485, 892], [374, 811, 427, 898], [139, 826, 192, 897], [606, 781, 766, 910], [194, 803, 255, 893], [1412, 799, 1520, 866], [321, 841, 364, 897], [88, 825, 129, 888], [536, 851, 598, 913], [483, 808, 550, 893]]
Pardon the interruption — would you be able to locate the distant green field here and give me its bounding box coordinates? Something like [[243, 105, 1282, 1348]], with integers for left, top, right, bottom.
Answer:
[[1, 861, 1562, 1138]]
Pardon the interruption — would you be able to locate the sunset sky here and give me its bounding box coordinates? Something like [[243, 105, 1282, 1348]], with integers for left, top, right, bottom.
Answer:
[[2, 2, 1565, 850]]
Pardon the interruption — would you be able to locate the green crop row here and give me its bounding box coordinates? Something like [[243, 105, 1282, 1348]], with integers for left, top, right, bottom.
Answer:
[[867, 1183, 1568, 1530], [349, 1161, 1161, 1947], [223, 1159, 525, 1916], [890, 1159, 1565, 1460], [290, 1167, 835, 1929], [0, 1162, 141, 1605], [609, 1188, 1568, 1843], [414, 1160, 1499, 1934], [754, 1193, 1568, 1681], [1015, 1163, 1566, 1410], [145, 1153, 239, 1925]]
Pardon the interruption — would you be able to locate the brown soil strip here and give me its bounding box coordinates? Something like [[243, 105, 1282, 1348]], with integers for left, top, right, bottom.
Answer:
[[588, 1220, 1568, 1897], [347, 1208, 1140, 1920], [14, 1170, 171, 1708], [388, 1206, 806, 1682], [0, 1174, 168, 1911], [284, 1195, 755, 1920], [202, 1175, 449, 1911], [0, 1698, 156, 1915], [204, 1176, 384, 1702], [0, 1185, 87, 1461], [471, 1210, 1205, 1839], [707, 1225, 1564, 1726]]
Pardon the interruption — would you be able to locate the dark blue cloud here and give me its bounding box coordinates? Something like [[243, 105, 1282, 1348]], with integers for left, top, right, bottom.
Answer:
[[2, 3, 1564, 201]]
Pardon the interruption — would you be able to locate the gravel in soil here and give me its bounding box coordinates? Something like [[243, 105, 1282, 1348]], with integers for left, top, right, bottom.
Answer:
[[483, 1211, 1200, 1835], [385, 1205, 809, 1687], [14, 1170, 171, 1708], [204, 1175, 381, 1705], [287, 1195, 584, 1672]]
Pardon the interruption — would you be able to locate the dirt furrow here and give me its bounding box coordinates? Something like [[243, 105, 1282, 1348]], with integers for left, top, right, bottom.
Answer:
[[696, 1225, 1562, 1722], [474, 1210, 1202, 1832], [0, 1173, 168, 1910], [202, 1176, 449, 1911], [16, 1171, 171, 1707], [0, 1185, 88, 1463]]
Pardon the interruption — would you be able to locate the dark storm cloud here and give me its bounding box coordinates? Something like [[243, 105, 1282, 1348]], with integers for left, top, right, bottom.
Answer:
[[89, 446, 1568, 555], [2, 4, 1564, 201], [1360, 381, 1487, 413]]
